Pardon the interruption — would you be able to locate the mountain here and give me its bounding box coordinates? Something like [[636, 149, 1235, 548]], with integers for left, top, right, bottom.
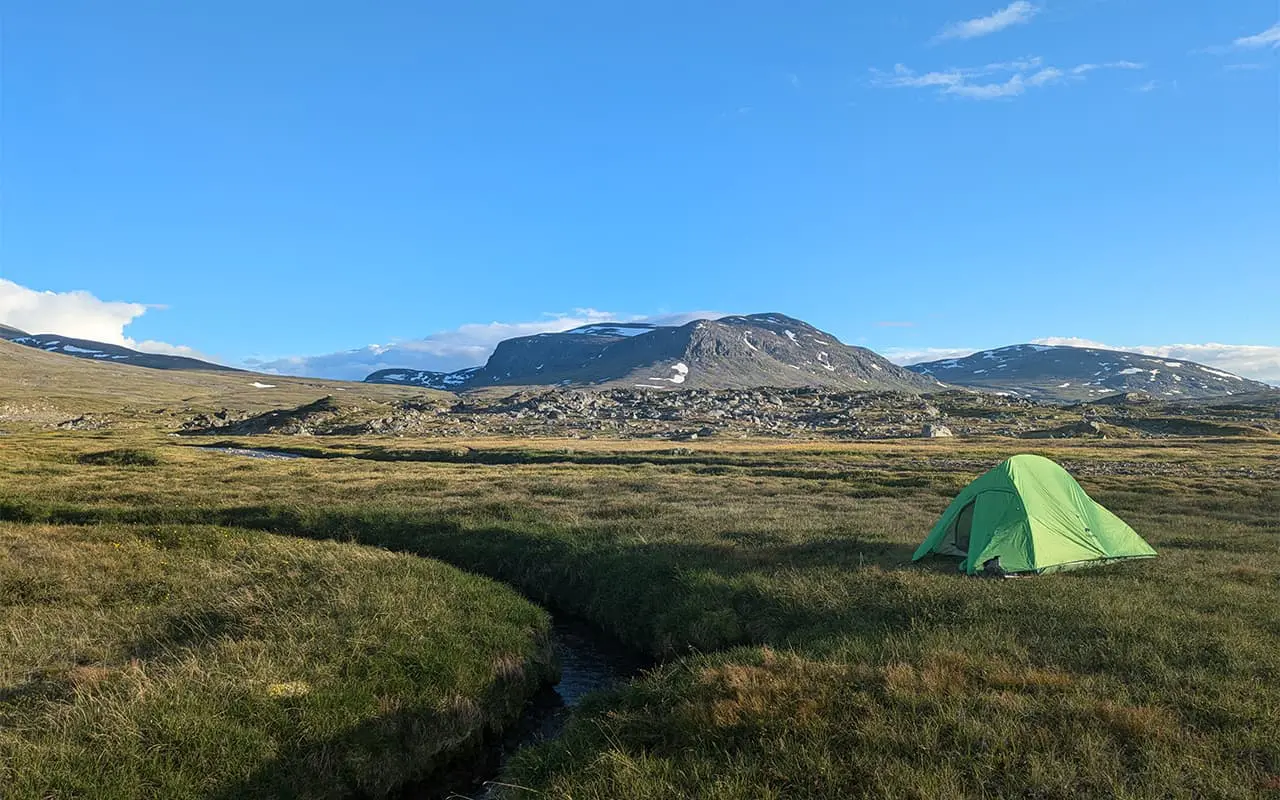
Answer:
[[908, 344, 1274, 402], [0, 329, 238, 372], [367, 313, 940, 393]]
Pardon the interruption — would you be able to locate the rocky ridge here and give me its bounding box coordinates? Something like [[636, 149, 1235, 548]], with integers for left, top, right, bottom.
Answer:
[[181, 387, 1280, 441]]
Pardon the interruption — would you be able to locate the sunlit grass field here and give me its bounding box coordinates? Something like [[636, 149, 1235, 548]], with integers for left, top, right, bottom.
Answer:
[[2, 430, 1277, 798]]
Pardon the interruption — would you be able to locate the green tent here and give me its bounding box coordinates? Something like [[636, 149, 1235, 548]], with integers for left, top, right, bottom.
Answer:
[[913, 454, 1155, 575]]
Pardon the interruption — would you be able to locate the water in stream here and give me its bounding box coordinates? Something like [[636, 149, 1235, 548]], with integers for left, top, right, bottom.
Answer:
[[202, 446, 304, 460], [425, 616, 649, 799]]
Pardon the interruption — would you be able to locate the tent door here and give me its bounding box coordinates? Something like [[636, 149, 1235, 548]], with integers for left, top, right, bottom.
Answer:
[[952, 500, 975, 554]]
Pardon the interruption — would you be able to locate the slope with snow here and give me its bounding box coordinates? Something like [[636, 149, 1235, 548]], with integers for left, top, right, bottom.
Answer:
[[908, 344, 1274, 402], [0, 329, 238, 373]]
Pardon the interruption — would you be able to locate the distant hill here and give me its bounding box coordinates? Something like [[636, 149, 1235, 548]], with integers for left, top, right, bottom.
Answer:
[[0, 329, 238, 372], [0, 337, 430, 425], [367, 313, 941, 393], [908, 344, 1274, 402]]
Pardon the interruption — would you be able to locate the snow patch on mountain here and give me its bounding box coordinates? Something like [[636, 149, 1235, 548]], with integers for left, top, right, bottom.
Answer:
[[650, 362, 690, 385], [1199, 366, 1243, 381]]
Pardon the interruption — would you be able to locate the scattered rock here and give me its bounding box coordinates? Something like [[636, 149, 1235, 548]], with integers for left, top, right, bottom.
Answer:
[[1094, 391, 1155, 406], [57, 414, 112, 431], [173, 386, 1279, 442], [1022, 420, 1108, 439]]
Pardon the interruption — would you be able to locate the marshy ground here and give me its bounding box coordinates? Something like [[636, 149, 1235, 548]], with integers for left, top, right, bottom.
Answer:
[[1, 431, 1277, 798]]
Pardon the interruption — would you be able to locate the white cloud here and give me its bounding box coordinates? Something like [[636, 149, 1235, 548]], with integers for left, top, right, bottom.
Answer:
[[1, 279, 148, 344], [1072, 61, 1145, 75], [1200, 22, 1280, 54], [882, 346, 983, 365], [1234, 22, 1280, 49], [1134, 79, 1160, 92], [935, 2, 1039, 42], [872, 58, 1141, 100], [0, 278, 218, 363], [132, 340, 208, 358], [247, 309, 729, 381]]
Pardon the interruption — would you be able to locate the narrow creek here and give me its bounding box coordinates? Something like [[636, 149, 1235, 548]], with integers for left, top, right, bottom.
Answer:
[[202, 444, 653, 797], [420, 616, 650, 799], [201, 446, 305, 460]]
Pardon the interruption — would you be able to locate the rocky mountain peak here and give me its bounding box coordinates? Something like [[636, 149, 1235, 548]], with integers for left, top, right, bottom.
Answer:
[[368, 313, 939, 393]]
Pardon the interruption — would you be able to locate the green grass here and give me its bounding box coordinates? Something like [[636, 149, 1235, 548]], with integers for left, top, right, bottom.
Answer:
[[0, 519, 554, 799], [2, 431, 1277, 798]]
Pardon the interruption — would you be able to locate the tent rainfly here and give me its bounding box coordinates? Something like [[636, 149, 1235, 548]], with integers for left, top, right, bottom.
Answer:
[[912, 454, 1156, 575]]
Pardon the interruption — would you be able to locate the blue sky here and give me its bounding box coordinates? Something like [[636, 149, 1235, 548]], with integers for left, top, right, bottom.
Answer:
[[2, 1, 1278, 380]]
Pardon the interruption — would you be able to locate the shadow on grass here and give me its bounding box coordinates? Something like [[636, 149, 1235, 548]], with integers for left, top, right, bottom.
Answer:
[[184, 441, 982, 489], [125, 608, 244, 661], [208, 701, 514, 800], [0, 496, 946, 656]]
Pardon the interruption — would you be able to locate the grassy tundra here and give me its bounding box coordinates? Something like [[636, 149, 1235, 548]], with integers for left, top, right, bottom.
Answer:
[[1, 430, 1277, 798]]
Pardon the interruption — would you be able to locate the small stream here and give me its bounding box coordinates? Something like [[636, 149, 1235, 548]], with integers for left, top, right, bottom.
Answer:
[[202, 446, 305, 460], [412, 617, 650, 799], [201, 443, 650, 797]]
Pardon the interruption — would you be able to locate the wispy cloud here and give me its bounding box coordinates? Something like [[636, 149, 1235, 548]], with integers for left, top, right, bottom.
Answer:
[[247, 310, 729, 380], [1234, 22, 1280, 49], [0, 278, 207, 360], [1200, 22, 1280, 54], [1134, 79, 1160, 92], [871, 57, 1143, 100], [1072, 61, 1145, 75], [934, 1, 1039, 42], [1224, 62, 1267, 71], [882, 346, 982, 365]]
